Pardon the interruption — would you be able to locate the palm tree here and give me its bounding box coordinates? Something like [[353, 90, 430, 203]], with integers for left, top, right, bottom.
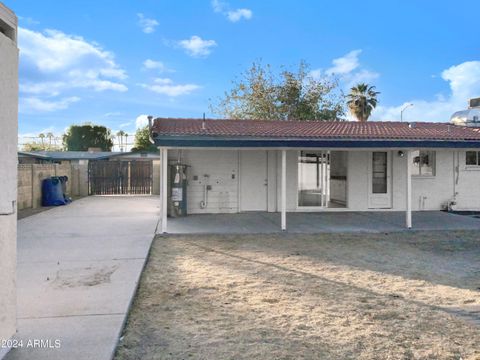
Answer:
[[124, 133, 129, 152], [347, 83, 380, 122], [46, 132, 54, 150], [38, 133, 46, 150], [116, 130, 125, 152]]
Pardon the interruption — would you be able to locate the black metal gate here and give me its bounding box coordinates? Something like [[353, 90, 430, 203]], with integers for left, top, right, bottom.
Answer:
[[88, 161, 153, 195]]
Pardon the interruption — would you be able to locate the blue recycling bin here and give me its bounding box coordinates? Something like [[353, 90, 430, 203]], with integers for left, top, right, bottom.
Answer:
[[42, 177, 68, 206]]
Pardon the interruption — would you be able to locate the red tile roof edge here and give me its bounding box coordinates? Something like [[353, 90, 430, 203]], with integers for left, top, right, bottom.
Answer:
[[151, 118, 480, 141]]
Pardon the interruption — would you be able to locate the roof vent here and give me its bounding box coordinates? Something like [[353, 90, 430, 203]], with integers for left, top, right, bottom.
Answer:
[[450, 98, 480, 127]]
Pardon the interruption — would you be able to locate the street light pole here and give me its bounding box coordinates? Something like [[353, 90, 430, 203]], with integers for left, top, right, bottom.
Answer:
[[400, 103, 414, 122]]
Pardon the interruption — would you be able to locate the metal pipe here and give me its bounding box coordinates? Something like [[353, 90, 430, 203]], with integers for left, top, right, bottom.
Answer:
[[406, 150, 412, 228], [161, 148, 168, 233], [281, 150, 287, 231]]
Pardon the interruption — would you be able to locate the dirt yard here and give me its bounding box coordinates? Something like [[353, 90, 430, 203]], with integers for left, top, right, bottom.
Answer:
[[115, 231, 480, 360]]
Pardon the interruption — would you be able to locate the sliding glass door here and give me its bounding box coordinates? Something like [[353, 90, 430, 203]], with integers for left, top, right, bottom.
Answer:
[[297, 151, 330, 207], [298, 151, 348, 208]]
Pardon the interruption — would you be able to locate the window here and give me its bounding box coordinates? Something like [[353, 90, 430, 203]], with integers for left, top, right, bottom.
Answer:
[[412, 150, 435, 176], [372, 152, 387, 193], [466, 151, 480, 166]]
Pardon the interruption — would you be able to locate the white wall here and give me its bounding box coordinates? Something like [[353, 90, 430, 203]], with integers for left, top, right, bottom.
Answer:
[[0, 4, 18, 356], [278, 149, 466, 212], [347, 151, 369, 211], [170, 149, 239, 214], [454, 151, 480, 210], [170, 148, 480, 214], [350, 150, 456, 211], [410, 151, 455, 210]]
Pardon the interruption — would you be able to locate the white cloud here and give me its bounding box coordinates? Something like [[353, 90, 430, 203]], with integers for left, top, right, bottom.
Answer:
[[178, 36, 217, 58], [135, 115, 150, 129], [20, 96, 80, 113], [120, 121, 133, 128], [316, 51, 480, 122], [152, 78, 173, 85], [140, 78, 201, 97], [137, 13, 159, 34], [212, 0, 225, 13], [18, 16, 39, 26], [371, 60, 480, 122], [19, 28, 127, 80], [104, 112, 123, 117], [18, 27, 127, 112], [311, 49, 380, 88], [227, 9, 252, 22], [211, 0, 253, 22], [326, 49, 362, 75], [142, 59, 173, 73], [309, 69, 322, 80], [344, 69, 380, 88], [19, 28, 127, 92], [442, 61, 480, 101]]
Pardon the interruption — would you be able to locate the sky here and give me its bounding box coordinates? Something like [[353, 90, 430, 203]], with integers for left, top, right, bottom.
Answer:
[[8, 0, 480, 149]]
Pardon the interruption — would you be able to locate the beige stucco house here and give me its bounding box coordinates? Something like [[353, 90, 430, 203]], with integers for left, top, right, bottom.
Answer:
[[0, 2, 18, 358]]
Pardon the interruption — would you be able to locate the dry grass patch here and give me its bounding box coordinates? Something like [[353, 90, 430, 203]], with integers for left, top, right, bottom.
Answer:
[[115, 231, 480, 359]]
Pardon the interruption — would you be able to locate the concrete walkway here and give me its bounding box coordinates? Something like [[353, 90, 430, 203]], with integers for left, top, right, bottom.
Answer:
[[6, 196, 159, 360], [167, 211, 480, 234]]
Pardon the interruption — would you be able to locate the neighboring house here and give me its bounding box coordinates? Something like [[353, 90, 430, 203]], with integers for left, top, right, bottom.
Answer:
[[18, 150, 158, 164], [18, 150, 125, 164], [0, 3, 17, 358], [150, 105, 480, 232]]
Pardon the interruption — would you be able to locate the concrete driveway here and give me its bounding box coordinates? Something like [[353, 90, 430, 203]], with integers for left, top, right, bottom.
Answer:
[[6, 196, 159, 360]]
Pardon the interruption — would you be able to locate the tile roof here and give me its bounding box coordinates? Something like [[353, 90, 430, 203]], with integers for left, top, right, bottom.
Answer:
[[151, 118, 480, 141]]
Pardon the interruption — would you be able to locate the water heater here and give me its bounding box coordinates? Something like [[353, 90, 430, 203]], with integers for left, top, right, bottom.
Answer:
[[169, 164, 188, 217]]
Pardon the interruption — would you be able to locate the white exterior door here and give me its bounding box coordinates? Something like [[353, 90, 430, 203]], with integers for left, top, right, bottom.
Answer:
[[368, 151, 392, 209], [240, 151, 268, 211]]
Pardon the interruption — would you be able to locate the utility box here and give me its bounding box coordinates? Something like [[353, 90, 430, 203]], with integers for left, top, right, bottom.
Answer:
[[169, 164, 188, 217]]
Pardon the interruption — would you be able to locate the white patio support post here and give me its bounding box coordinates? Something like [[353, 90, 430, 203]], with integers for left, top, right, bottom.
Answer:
[[281, 149, 287, 231], [160, 147, 168, 233], [406, 149, 412, 229]]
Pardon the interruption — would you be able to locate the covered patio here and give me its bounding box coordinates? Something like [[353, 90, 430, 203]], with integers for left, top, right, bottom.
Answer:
[[165, 211, 480, 234], [150, 117, 480, 234]]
